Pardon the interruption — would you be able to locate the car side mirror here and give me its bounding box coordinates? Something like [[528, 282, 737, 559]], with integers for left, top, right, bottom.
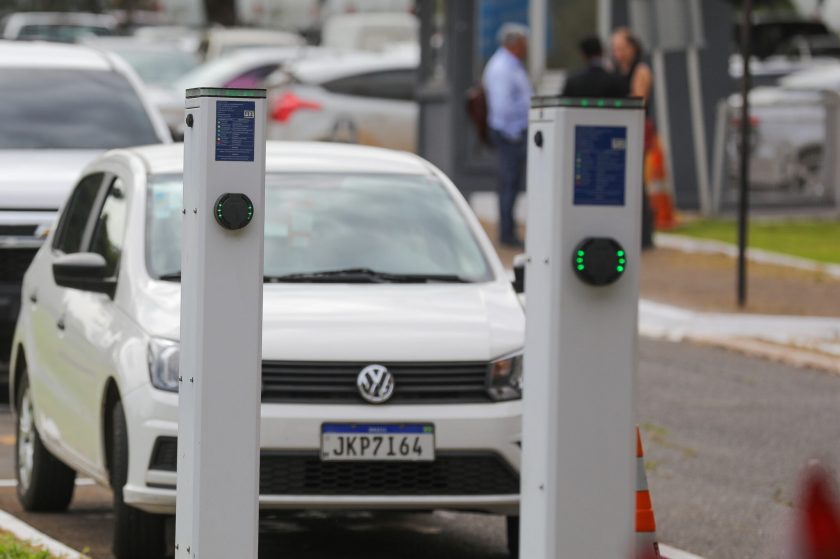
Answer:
[[53, 253, 115, 298], [512, 253, 527, 294]]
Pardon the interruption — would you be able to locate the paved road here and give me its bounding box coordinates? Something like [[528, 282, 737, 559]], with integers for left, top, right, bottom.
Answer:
[[0, 339, 838, 558]]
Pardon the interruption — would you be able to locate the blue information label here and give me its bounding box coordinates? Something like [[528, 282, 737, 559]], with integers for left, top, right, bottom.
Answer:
[[573, 126, 627, 206], [215, 100, 255, 162], [322, 424, 434, 435]]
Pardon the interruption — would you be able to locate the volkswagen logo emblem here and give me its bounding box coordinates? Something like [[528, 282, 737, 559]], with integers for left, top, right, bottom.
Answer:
[[357, 364, 395, 404]]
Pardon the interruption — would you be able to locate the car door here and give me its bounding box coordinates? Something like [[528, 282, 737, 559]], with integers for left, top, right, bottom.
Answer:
[[28, 172, 105, 461], [320, 68, 418, 151], [59, 175, 131, 468]]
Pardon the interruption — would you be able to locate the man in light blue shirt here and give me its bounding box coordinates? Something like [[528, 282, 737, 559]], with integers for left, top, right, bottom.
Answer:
[[483, 23, 533, 248]]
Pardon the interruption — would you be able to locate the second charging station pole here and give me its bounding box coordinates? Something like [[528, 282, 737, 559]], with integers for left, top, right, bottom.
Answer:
[[177, 88, 267, 559], [519, 97, 644, 558]]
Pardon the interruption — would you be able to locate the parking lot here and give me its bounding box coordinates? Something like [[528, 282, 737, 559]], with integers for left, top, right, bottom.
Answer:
[[0, 339, 838, 558]]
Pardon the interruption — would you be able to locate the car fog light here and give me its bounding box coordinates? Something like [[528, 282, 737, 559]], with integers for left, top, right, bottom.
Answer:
[[487, 352, 523, 401], [148, 339, 180, 392]]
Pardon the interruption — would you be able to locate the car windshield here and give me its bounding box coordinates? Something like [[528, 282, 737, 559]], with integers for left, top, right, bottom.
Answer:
[[147, 173, 492, 282], [0, 69, 160, 149], [107, 47, 199, 87]]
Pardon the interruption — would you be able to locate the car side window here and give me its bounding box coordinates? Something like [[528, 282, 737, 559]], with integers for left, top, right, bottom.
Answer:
[[89, 177, 129, 278], [322, 69, 416, 101], [52, 173, 105, 254], [224, 64, 280, 88]]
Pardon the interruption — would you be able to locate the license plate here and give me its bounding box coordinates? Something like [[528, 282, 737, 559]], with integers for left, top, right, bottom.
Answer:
[[321, 424, 435, 462]]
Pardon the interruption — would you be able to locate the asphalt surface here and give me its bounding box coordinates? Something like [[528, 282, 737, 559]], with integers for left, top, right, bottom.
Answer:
[[0, 339, 838, 558]]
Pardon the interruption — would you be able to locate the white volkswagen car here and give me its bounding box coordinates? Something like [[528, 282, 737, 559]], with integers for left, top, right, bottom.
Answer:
[[10, 142, 524, 559]]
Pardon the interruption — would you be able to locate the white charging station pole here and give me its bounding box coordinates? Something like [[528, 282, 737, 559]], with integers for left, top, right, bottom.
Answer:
[[519, 97, 644, 558], [176, 88, 266, 559]]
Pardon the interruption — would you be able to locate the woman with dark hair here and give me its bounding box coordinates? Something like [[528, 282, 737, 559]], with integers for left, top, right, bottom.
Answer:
[[611, 26, 656, 249], [611, 27, 653, 103]]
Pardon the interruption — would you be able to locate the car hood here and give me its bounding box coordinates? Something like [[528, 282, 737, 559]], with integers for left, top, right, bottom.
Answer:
[[137, 282, 525, 362], [0, 150, 103, 210]]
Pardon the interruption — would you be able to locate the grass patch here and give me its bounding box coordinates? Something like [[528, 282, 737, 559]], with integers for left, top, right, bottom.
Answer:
[[672, 219, 840, 264], [0, 533, 53, 559]]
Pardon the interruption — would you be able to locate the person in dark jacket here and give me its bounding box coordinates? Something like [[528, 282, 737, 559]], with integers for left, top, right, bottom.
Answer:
[[562, 36, 626, 98]]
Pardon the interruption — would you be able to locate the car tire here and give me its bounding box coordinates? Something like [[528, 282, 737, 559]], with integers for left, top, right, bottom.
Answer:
[[111, 400, 167, 559], [15, 374, 76, 511], [506, 515, 519, 558]]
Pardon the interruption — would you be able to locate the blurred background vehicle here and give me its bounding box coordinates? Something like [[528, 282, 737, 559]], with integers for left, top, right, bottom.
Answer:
[[131, 24, 202, 51], [267, 44, 419, 151], [198, 26, 304, 60], [81, 36, 200, 88], [726, 87, 825, 195], [157, 45, 326, 136], [729, 14, 840, 84], [321, 11, 417, 51], [0, 11, 116, 41], [0, 40, 170, 381]]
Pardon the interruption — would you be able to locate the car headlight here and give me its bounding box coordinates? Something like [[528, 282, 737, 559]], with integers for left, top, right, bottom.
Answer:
[[148, 339, 180, 392], [487, 352, 523, 401]]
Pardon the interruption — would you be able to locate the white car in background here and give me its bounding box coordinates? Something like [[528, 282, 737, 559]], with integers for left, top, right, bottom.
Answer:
[[198, 27, 305, 60], [10, 142, 524, 559], [726, 63, 840, 193], [156, 46, 327, 135], [0, 41, 170, 378], [0, 11, 117, 42], [267, 45, 419, 151], [321, 12, 418, 51]]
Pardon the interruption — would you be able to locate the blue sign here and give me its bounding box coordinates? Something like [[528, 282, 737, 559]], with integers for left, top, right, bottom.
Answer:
[[215, 100, 255, 162], [322, 424, 433, 435], [573, 126, 627, 206]]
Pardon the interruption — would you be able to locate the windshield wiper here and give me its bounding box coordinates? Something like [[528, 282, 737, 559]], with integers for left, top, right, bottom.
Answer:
[[158, 272, 181, 281], [265, 268, 471, 284]]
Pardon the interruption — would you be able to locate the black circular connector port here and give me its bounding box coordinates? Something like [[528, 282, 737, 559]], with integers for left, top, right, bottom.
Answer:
[[214, 193, 254, 231], [572, 237, 627, 286]]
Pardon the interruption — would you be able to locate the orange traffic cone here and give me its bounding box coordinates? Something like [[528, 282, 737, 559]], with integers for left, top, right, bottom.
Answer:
[[644, 127, 677, 231], [636, 426, 662, 559], [794, 461, 840, 559]]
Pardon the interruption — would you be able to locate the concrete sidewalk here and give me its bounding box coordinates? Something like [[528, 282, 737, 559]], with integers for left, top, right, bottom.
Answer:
[[639, 299, 840, 373]]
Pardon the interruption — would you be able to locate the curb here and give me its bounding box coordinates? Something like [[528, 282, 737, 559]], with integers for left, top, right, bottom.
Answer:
[[0, 509, 85, 558], [661, 543, 706, 559], [639, 300, 840, 374], [655, 233, 840, 280]]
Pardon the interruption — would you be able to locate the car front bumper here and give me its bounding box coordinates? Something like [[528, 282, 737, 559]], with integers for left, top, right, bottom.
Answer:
[[122, 387, 522, 516]]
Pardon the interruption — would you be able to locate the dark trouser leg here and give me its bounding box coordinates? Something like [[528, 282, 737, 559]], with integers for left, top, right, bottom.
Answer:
[[492, 130, 526, 243], [642, 187, 654, 249]]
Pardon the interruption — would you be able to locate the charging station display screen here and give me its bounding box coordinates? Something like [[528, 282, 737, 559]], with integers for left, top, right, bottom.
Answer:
[[215, 100, 256, 162], [573, 126, 627, 206]]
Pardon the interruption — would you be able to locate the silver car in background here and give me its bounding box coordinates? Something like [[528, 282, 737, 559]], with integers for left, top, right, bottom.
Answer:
[[267, 44, 419, 152]]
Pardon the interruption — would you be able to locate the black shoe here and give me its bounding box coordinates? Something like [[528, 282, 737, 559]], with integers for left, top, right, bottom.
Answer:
[[500, 238, 524, 249]]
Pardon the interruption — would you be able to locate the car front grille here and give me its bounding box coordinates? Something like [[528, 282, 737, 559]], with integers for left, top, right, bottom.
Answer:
[[260, 452, 519, 496], [261, 361, 491, 404], [0, 248, 38, 284], [148, 439, 519, 497]]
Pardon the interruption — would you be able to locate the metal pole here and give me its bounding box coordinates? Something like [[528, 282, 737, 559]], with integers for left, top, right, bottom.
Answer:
[[687, 46, 712, 215], [528, 0, 547, 84], [737, 0, 752, 308]]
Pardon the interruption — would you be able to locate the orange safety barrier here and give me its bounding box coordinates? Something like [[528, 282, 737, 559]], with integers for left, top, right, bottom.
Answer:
[[636, 426, 662, 559], [644, 123, 677, 231]]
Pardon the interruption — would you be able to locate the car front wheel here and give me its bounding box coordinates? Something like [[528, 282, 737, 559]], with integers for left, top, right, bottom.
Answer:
[[15, 374, 76, 511], [111, 399, 167, 559]]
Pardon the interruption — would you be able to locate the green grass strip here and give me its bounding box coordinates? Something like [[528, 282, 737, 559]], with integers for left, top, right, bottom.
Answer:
[[673, 220, 840, 264], [0, 533, 53, 559]]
